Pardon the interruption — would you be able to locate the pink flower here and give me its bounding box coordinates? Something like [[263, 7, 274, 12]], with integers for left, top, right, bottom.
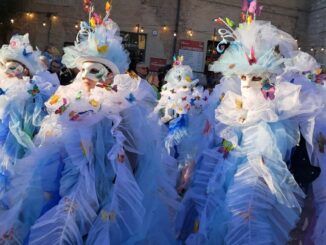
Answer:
[[10, 40, 18, 49]]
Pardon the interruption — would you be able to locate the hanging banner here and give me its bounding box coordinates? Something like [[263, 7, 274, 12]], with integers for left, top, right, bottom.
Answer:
[[149, 57, 167, 72], [179, 39, 205, 72]]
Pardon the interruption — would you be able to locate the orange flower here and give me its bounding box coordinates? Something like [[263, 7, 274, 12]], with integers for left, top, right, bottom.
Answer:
[[49, 95, 60, 105], [105, 1, 111, 12]]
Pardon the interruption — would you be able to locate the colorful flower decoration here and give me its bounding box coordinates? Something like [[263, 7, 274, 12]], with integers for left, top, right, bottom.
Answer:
[[101, 210, 116, 222], [0, 88, 7, 96], [83, 0, 93, 13], [261, 80, 276, 100], [235, 98, 243, 109], [303, 69, 326, 85], [69, 110, 94, 121], [75, 91, 82, 100], [245, 47, 257, 66], [49, 94, 60, 105], [80, 142, 87, 156], [184, 76, 192, 83], [218, 139, 235, 158], [28, 84, 40, 97], [89, 99, 99, 108], [117, 151, 125, 163], [69, 111, 80, 121], [97, 44, 108, 54], [96, 83, 118, 92], [218, 139, 235, 159], [219, 92, 225, 102], [55, 98, 69, 115], [125, 93, 136, 103], [193, 219, 200, 233], [127, 71, 139, 80], [241, 0, 263, 23], [105, 1, 111, 13], [173, 56, 184, 66]]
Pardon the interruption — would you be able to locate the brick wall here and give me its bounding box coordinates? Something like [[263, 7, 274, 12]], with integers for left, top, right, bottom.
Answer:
[[1, 0, 324, 66], [304, 0, 326, 65]]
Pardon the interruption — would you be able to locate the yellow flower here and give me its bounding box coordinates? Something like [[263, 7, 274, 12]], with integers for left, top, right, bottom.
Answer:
[[127, 71, 139, 80], [101, 210, 116, 222], [90, 17, 96, 29], [49, 95, 60, 105], [235, 98, 243, 109], [89, 99, 99, 107], [193, 219, 200, 233], [315, 68, 322, 75], [97, 45, 108, 54], [247, 15, 253, 24], [80, 142, 86, 156], [185, 76, 192, 82], [177, 107, 184, 113], [219, 92, 225, 102]]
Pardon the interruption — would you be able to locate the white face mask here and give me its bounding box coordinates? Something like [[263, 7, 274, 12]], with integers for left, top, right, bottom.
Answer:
[[4, 61, 25, 78], [81, 62, 110, 83], [240, 74, 265, 89]]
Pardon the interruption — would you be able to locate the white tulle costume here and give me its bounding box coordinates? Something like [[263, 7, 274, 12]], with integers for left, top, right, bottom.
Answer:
[[0, 34, 56, 202], [281, 51, 326, 244], [0, 4, 177, 244], [175, 19, 322, 244]]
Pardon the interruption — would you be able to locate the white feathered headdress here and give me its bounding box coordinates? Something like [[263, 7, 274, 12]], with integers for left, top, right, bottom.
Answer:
[[62, 1, 129, 75]]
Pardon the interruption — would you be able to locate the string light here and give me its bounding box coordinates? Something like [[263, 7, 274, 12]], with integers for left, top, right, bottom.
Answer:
[[187, 29, 193, 37], [321, 48, 325, 52], [162, 25, 167, 31], [173, 32, 177, 37], [52, 15, 57, 20], [10, 19, 14, 24], [310, 48, 314, 52], [42, 22, 47, 27], [75, 24, 79, 29], [26, 12, 34, 18], [135, 24, 140, 32], [140, 26, 144, 33]]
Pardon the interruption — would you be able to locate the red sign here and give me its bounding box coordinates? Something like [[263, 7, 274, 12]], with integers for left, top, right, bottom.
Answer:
[[180, 40, 205, 52], [149, 57, 167, 72]]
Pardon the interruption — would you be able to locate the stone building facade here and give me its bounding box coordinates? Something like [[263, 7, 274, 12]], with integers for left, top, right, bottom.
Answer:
[[0, 0, 324, 67], [305, 0, 326, 64]]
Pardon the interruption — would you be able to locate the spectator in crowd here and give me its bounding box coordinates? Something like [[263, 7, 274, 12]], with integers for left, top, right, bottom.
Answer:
[[135, 62, 162, 99], [59, 66, 78, 86], [135, 62, 149, 79], [49, 58, 62, 75]]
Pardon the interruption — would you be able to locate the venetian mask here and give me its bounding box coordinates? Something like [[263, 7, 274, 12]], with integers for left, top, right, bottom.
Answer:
[[4, 61, 25, 78], [81, 62, 110, 83], [240, 74, 267, 89]]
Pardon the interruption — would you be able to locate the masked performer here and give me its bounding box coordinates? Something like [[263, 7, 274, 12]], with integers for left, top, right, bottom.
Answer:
[[0, 34, 56, 198], [0, 2, 177, 244], [176, 12, 322, 244], [155, 56, 214, 195]]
